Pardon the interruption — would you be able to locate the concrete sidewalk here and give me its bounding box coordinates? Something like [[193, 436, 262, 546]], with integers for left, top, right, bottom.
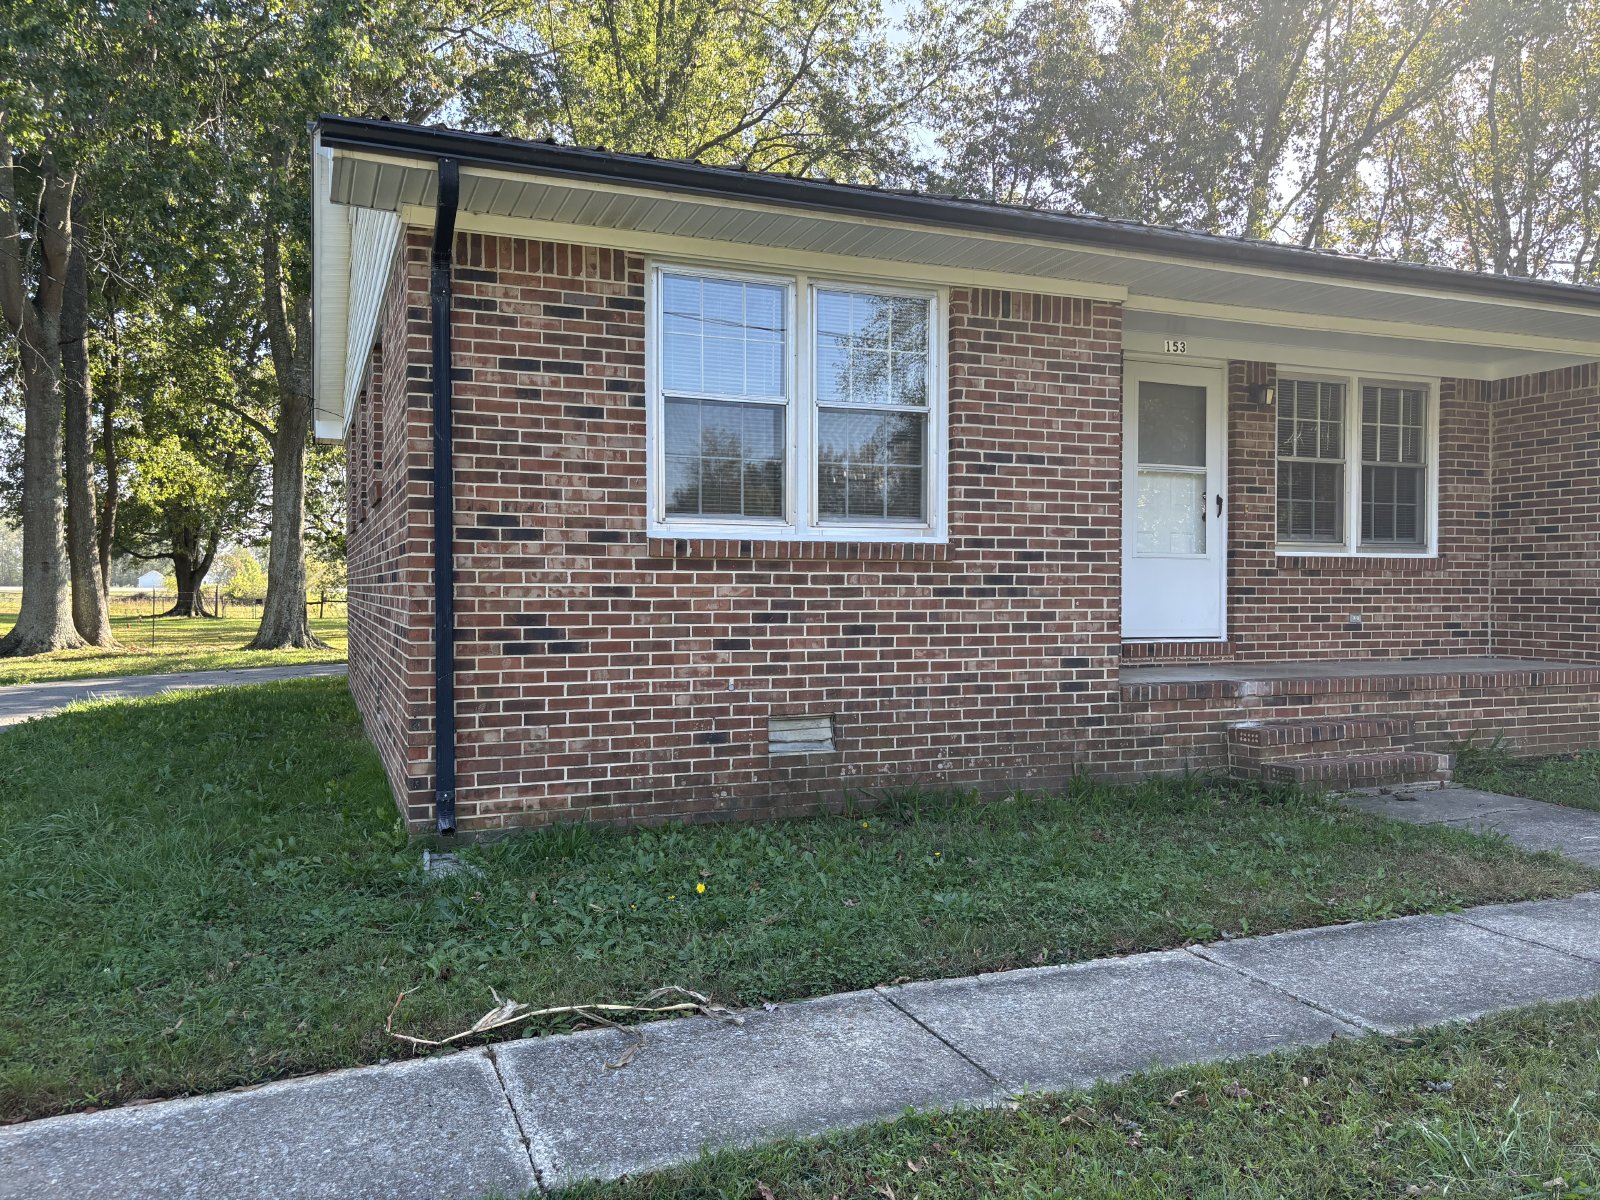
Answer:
[[0, 663, 348, 728], [6, 885, 1600, 1200], [1346, 785, 1600, 867]]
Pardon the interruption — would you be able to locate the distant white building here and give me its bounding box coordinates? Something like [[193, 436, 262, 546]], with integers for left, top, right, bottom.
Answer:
[[137, 570, 164, 590]]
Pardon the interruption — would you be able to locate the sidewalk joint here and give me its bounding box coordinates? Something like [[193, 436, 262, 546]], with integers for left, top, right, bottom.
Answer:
[[873, 987, 1003, 1087], [486, 1044, 547, 1196], [1446, 910, 1600, 967], [1183, 945, 1377, 1035]]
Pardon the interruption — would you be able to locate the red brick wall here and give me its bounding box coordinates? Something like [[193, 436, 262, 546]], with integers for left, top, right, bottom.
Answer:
[[344, 225, 1599, 832], [346, 233, 437, 826], [350, 230, 1125, 831], [1108, 661, 1600, 778], [1134, 364, 1493, 662], [1491, 363, 1600, 662]]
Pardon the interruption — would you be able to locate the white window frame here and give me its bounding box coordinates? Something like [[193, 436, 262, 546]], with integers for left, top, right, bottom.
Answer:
[[1274, 368, 1440, 558], [646, 260, 948, 543]]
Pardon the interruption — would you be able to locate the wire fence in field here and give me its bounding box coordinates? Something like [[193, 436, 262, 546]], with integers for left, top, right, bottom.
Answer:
[[106, 589, 349, 642]]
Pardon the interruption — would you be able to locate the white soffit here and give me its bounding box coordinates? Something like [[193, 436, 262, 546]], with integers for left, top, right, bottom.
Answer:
[[319, 149, 1600, 423], [311, 142, 350, 440], [1123, 310, 1597, 379]]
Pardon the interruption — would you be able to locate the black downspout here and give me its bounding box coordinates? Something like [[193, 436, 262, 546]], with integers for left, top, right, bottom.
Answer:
[[431, 158, 460, 835]]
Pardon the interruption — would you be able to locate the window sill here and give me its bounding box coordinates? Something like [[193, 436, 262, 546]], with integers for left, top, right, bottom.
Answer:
[[647, 535, 950, 562], [1273, 548, 1443, 572], [1276, 547, 1435, 559]]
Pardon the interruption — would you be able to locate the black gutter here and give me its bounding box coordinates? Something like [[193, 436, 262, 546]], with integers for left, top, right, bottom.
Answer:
[[430, 157, 460, 835], [314, 114, 1600, 313]]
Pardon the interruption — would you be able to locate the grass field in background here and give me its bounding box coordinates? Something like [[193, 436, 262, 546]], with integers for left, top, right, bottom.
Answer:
[[1, 676, 1593, 1122], [563, 998, 1600, 1199], [0, 590, 346, 685]]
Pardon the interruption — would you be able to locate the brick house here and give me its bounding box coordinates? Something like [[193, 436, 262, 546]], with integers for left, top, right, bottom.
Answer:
[[311, 116, 1600, 836]]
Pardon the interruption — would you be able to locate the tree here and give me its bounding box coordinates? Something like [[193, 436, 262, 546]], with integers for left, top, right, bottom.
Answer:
[[111, 304, 270, 617], [0, 136, 80, 654], [463, 0, 978, 176], [1350, 2, 1600, 280], [930, 0, 1512, 245], [60, 196, 115, 645], [188, 0, 480, 650], [219, 545, 267, 603], [0, 0, 211, 653]]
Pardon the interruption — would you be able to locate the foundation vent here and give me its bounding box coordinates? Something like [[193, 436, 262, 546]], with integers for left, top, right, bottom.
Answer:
[[768, 715, 836, 755]]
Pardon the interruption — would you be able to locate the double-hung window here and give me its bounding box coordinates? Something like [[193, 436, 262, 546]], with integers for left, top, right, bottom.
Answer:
[[1275, 372, 1434, 554], [650, 264, 944, 541]]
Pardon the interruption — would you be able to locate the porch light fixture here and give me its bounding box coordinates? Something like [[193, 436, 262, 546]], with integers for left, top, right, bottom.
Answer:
[[1249, 382, 1276, 407]]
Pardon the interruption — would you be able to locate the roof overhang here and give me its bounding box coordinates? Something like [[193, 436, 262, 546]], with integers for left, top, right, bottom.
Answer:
[[311, 116, 1600, 440]]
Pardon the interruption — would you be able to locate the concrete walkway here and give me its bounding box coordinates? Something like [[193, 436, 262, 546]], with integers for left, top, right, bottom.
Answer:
[[1346, 784, 1600, 867], [0, 663, 348, 728], [7, 882, 1600, 1200]]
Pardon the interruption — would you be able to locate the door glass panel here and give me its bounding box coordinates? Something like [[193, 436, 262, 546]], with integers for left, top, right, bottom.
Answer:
[[1138, 382, 1206, 467], [1136, 469, 1206, 555]]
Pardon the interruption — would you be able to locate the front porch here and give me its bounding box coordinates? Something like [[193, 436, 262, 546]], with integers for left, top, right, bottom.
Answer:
[[1107, 656, 1600, 787]]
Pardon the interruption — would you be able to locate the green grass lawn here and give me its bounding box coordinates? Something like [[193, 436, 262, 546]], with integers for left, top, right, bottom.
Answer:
[[562, 997, 1600, 1199], [1457, 743, 1600, 813], [0, 592, 346, 686], [1, 677, 1594, 1124]]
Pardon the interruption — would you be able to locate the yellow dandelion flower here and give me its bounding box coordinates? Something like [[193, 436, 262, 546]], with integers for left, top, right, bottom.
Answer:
[[696, 882, 707, 895]]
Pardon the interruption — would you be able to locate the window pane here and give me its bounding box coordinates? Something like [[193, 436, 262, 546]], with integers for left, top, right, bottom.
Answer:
[[1138, 382, 1206, 467], [817, 410, 926, 522], [660, 272, 786, 399], [1277, 379, 1344, 461], [1362, 464, 1424, 545], [1361, 384, 1425, 464], [1277, 461, 1344, 543], [663, 397, 784, 519], [813, 289, 930, 408], [1135, 469, 1205, 555]]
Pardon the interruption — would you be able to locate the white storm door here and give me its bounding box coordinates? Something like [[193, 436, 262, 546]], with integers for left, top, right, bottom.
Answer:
[[1121, 361, 1227, 640]]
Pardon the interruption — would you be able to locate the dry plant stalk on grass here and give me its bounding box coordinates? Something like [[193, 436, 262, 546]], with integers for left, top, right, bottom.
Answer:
[[384, 984, 743, 1068]]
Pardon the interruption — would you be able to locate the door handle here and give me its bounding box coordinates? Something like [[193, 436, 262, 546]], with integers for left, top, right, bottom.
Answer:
[[1216, 493, 1224, 518]]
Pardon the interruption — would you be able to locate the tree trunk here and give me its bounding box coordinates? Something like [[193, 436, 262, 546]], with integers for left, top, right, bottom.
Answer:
[[164, 522, 221, 618], [0, 144, 84, 656], [166, 551, 214, 617], [98, 386, 118, 591], [61, 205, 116, 646], [1, 349, 83, 654], [249, 228, 326, 650], [249, 408, 324, 647]]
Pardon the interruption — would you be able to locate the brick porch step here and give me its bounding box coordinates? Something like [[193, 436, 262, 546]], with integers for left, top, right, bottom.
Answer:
[[1229, 716, 1412, 750], [1228, 715, 1418, 780], [1262, 750, 1453, 789]]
